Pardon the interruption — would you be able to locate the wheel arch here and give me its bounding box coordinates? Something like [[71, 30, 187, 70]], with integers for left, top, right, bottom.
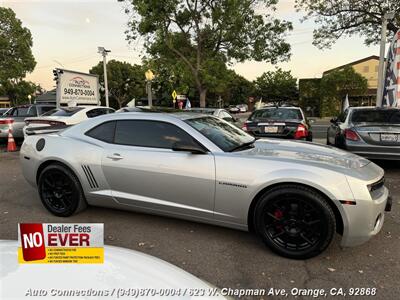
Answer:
[[247, 182, 344, 235], [36, 159, 80, 185]]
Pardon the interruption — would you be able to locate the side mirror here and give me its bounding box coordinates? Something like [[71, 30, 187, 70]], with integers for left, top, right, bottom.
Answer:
[[172, 141, 207, 154], [330, 117, 338, 124]]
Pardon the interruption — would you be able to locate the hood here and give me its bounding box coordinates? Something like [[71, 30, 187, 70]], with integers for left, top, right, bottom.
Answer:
[[238, 139, 370, 169]]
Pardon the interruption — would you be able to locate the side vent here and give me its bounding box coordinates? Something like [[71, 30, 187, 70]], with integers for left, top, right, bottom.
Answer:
[[81, 165, 99, 189]]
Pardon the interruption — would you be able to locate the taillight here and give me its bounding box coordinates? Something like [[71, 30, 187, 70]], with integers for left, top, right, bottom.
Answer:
[[344, 129, 360, 141], [0, 119, 14, 125], [294, 124, 307, 139]]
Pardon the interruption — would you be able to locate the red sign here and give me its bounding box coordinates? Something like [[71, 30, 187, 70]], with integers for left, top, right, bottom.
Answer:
[[19, 223, 46, 261]]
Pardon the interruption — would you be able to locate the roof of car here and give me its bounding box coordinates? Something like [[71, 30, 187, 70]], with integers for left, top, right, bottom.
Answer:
[[348, 106, 400, 111]]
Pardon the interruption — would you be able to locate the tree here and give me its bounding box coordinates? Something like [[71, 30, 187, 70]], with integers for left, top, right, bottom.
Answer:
[[254, 68, 298, 104], [90, 60, 146, 108], [0, 80, 37, 105], [219, 70, 255, 106], [123, 0, 292, 107], [0, 7, 36, 84], [319, 66, 368, 116], [295, 0, 400, 48], [298, 78, 322, 117]]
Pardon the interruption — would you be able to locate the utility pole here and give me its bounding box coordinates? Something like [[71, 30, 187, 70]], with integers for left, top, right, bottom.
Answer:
[[98, 47, 111, 107], [376, 12, 395, 107]]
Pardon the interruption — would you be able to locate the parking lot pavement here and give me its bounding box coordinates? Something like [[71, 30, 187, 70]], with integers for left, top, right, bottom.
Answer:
[[1, 151, 399, 299]]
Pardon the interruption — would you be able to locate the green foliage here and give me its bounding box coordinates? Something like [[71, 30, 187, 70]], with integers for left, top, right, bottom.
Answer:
[[90, 60, 146, 108], [298, 78, 321, 117], [319, 67, 368, 116], [123, 0, 292, 107], [254, 68, 298, 104], [0, 7, 36, 83], [296, 0, 400, 48], [0, 80, 37, 105]]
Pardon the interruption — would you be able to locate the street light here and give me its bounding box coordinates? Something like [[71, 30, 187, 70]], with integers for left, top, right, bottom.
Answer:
[[145, 69, 155, 108], [98, 46, 111, 107], [376, 12, 395, 107], [27, 94, 32, 104]]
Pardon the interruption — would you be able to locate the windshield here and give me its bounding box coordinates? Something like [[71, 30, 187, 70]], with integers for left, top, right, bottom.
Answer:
[[351, 109, 400, 124], [184, 116, 254, 152], [250, 108, 302, 121], [41, 107, 84, 117]]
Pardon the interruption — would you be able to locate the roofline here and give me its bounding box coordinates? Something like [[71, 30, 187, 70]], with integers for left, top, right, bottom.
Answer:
[[323, 55, 380, 75]]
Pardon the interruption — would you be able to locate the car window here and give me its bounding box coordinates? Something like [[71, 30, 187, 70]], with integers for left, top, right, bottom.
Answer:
[[250, 108, 302, 121], [86, 121, 116, 143], [114, 120, 198, 149], [86, 108, 113, 118], [185, 116, 254, 152], [17, 106, 36, 117], [351, 109, 400, 124], [42, 107, 84, 116], [39, 106, 55, 115]]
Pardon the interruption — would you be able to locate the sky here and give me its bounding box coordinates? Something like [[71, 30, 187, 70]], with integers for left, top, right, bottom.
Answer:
[[1, 0, 381, 91]]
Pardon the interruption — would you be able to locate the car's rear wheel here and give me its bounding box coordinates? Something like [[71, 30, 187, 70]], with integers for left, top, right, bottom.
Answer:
[[254, 185, 335, 259], [38, 164, 87, 217]]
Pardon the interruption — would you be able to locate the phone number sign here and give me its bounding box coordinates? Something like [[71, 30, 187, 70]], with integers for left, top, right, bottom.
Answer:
[[18, 223, 104, 264], [58, 70, 100, 105]]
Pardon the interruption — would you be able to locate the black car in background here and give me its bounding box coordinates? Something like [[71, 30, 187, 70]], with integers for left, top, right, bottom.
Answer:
[[242, 106, 313, 141], [327, 107, 400, 160]]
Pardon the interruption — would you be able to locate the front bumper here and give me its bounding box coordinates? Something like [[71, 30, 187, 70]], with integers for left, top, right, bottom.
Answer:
[[340, 187, 391, 247]]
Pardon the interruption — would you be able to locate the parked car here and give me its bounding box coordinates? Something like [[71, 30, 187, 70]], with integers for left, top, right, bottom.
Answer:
[[242, 106, 313, 141], [21, 113, 391, 259], [23, 106, 115, 136], [327, 107, 400, 160], [0, 240, 227, 299], [0, 104, 55, 140], [236, 104, 248, 113], [228, 105, 240, 114], [185, 108, 241, 127]]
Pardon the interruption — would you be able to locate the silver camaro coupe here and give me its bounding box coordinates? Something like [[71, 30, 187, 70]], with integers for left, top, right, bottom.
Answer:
[[20, 113, 392, 259]]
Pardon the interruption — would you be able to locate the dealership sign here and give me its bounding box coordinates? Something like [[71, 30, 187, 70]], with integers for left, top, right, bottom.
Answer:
[[18, 223, 104, 264], [57, 69, 100, 105], [383, 30, 400, 108]]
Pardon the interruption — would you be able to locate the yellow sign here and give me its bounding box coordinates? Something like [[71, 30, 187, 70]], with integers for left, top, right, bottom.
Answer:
[[172, 90, 177, 100]]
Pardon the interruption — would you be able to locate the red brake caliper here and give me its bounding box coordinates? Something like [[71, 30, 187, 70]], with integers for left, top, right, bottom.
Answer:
[[274, 209, 283, 230]]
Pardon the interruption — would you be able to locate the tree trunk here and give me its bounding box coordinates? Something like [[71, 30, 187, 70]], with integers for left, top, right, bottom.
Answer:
[[199, 89, 207, 108]]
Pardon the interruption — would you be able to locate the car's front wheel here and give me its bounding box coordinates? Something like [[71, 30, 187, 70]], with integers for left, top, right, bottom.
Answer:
[[254, 185, 336, 259], [38, 163, 87, 217]]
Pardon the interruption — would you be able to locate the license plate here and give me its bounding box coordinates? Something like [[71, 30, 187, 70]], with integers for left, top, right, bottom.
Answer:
[[264, 126, 278, 133], [380, 134, 398, 142]]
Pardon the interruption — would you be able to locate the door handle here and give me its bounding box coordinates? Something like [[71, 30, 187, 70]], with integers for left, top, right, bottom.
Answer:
[[106, 153, 123, 160]]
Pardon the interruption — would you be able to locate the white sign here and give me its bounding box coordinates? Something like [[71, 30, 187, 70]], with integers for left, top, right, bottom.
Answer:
[[58, 70, 100, 105]]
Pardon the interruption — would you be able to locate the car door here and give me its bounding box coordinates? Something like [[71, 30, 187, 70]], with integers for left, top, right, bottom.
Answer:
[[100, 119, 216, 219]]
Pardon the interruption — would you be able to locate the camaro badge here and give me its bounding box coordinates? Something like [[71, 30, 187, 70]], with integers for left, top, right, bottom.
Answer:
[[18, 223, 104, 264], [218, 181, 248, 189]]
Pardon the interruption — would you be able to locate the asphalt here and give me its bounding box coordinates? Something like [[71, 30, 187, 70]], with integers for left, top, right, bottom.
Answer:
[[0, 148, 399, 299]]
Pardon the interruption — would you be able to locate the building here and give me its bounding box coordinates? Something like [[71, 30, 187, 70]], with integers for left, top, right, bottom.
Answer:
[[299, 56, 380, 116], [323, 55, 379, 106], [0, 96, 11, 108]]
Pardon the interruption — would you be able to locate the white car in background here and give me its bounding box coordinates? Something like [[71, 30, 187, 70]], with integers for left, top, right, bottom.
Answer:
[[23, 106, 115, 136]]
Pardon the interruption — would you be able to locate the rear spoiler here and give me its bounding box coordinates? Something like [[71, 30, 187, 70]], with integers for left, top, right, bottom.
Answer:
[[25, 125, 70, 136]]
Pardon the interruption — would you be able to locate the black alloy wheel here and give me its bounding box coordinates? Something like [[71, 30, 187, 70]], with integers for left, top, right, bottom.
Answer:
[[254, 185, 336, 259], [38, 164, 86, 217]]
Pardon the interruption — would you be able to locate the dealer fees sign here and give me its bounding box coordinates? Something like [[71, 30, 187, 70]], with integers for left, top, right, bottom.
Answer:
[[18, 223, 104, 264]]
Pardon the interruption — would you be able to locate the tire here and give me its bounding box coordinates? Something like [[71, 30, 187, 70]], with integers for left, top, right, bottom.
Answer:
[[38, 163, 87, 217], [253, 184, 336, 259]]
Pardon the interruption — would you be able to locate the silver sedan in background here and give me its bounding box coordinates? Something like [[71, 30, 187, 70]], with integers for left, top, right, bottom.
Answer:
[[327, 107, 400, 160], [20, 113, 391, 259]]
